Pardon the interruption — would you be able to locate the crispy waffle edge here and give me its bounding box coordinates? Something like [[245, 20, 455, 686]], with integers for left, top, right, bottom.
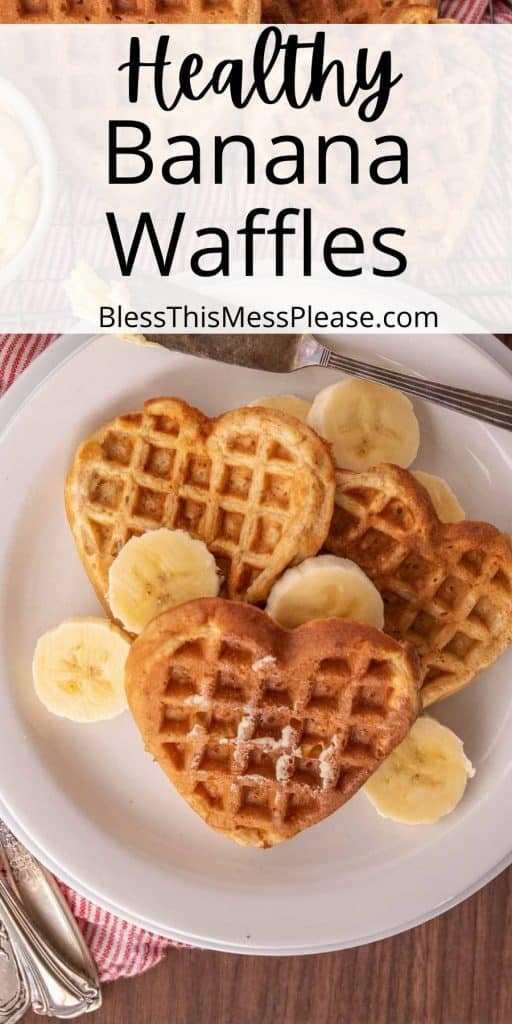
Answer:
[[326, 462, 512, 706], [65, 395, 336, 612], [125, 598, 422, 847]]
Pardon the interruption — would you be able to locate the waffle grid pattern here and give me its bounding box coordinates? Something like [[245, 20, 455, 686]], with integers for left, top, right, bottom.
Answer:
[[7, 0, 254, 21], [2, 0, 511, 20], [77, 403, 325, 603], [157, 629, 403, 836], [327, 467, 512, 705]]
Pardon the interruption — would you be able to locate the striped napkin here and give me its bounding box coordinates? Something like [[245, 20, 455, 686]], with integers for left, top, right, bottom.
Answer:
[[442, 0, 512, 21]]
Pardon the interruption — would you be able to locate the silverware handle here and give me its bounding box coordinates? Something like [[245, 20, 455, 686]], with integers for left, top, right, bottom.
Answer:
[[0, 877, 100, 1018], [323, 351, 512, 431], [0, 822, 99, 984], [0, 921, 30, 1024]]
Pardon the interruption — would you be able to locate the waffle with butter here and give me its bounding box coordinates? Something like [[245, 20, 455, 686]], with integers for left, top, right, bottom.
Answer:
[[65, 397, 335, 608], [126, 598, 421, 847], [326, 463, 512, 706]]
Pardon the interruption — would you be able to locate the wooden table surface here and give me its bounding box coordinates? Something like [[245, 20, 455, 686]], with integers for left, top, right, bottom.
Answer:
[[23, 337, 512, 1024]]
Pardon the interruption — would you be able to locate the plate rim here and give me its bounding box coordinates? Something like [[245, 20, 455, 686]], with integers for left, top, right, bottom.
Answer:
[[0, 332, 511, 956], [1, 792, 511, 956]]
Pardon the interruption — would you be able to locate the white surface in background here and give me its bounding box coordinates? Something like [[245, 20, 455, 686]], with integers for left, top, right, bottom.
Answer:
[[0, 27, 509, 333]]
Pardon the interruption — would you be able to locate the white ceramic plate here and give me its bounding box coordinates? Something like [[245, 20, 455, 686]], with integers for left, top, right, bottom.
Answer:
[[0, 333, 511, 955]]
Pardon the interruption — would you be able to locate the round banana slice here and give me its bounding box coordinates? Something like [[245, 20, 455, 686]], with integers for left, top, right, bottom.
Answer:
[[108, 528, 219, 634], [413, 471, 465, 523], [249, 394, 311, 423], [364, 716, 475, 825], [307, 377, 420, 471], [33, 617, 131, 723], [266, 554, 384, 629]]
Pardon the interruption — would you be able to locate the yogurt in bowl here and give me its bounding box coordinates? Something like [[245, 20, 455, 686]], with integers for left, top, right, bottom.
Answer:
[[0, 77, 55, 290]]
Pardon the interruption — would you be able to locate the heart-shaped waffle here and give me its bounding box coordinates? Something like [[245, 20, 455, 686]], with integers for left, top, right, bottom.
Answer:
[[326, 463, 512, 706], [65, 397, 335, 607], [125, 598, 421, 847]]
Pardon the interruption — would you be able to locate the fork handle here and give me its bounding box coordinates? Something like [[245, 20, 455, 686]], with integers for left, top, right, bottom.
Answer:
[[0, 877, 100, 1018], [322, 352, 512, 432], [0, 920, 30, 1024]]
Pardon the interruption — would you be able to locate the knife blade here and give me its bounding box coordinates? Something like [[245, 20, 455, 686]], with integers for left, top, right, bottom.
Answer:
[[146, 333, 301, 372]]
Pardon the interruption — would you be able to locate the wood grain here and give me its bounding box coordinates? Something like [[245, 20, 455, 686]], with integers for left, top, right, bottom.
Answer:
[[21, 862, 512, 1024], [23, 336, 512, 1024]]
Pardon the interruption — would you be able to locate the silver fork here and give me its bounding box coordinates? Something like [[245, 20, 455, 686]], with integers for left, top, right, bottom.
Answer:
[[0, 875, 100, 1019], [0, 821, 101, 1019], [151, 334, 512, 432]]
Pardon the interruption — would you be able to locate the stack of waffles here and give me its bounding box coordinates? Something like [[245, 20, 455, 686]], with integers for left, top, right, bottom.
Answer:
[[65, 394, 512, 846]]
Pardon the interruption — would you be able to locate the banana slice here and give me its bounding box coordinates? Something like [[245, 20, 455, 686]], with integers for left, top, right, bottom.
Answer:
[[249, 394, 311, 423], [108, 528, 219, 634], [413, 471, 465, 523], [307, 378, 420, 471], [266, 554, 384, 629], [33, 617, 131, 723], [364, 716, 475, 824]]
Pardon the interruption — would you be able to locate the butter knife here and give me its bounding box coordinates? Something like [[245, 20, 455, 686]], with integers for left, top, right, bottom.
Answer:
[[0, 821, 101, 1017], [146, 334, 512, 430]]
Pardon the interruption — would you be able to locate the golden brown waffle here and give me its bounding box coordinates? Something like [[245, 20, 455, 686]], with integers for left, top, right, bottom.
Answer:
[[65, 396, 335, 607], [326, 464, 512, 707], [126, 598, 421, 846], [377, 5, 455, 19], [261, 0, 445, 21], [0, 0, 260, 22]]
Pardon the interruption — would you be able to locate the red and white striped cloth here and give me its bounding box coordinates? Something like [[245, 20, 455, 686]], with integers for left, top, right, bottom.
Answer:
[[56, 887, 175, 982], [442, 0, 512, 21], [0, 334, 56, 390]]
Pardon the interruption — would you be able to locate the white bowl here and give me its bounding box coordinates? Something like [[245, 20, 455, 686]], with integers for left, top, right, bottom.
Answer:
[[0, 75, 56, 291]]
